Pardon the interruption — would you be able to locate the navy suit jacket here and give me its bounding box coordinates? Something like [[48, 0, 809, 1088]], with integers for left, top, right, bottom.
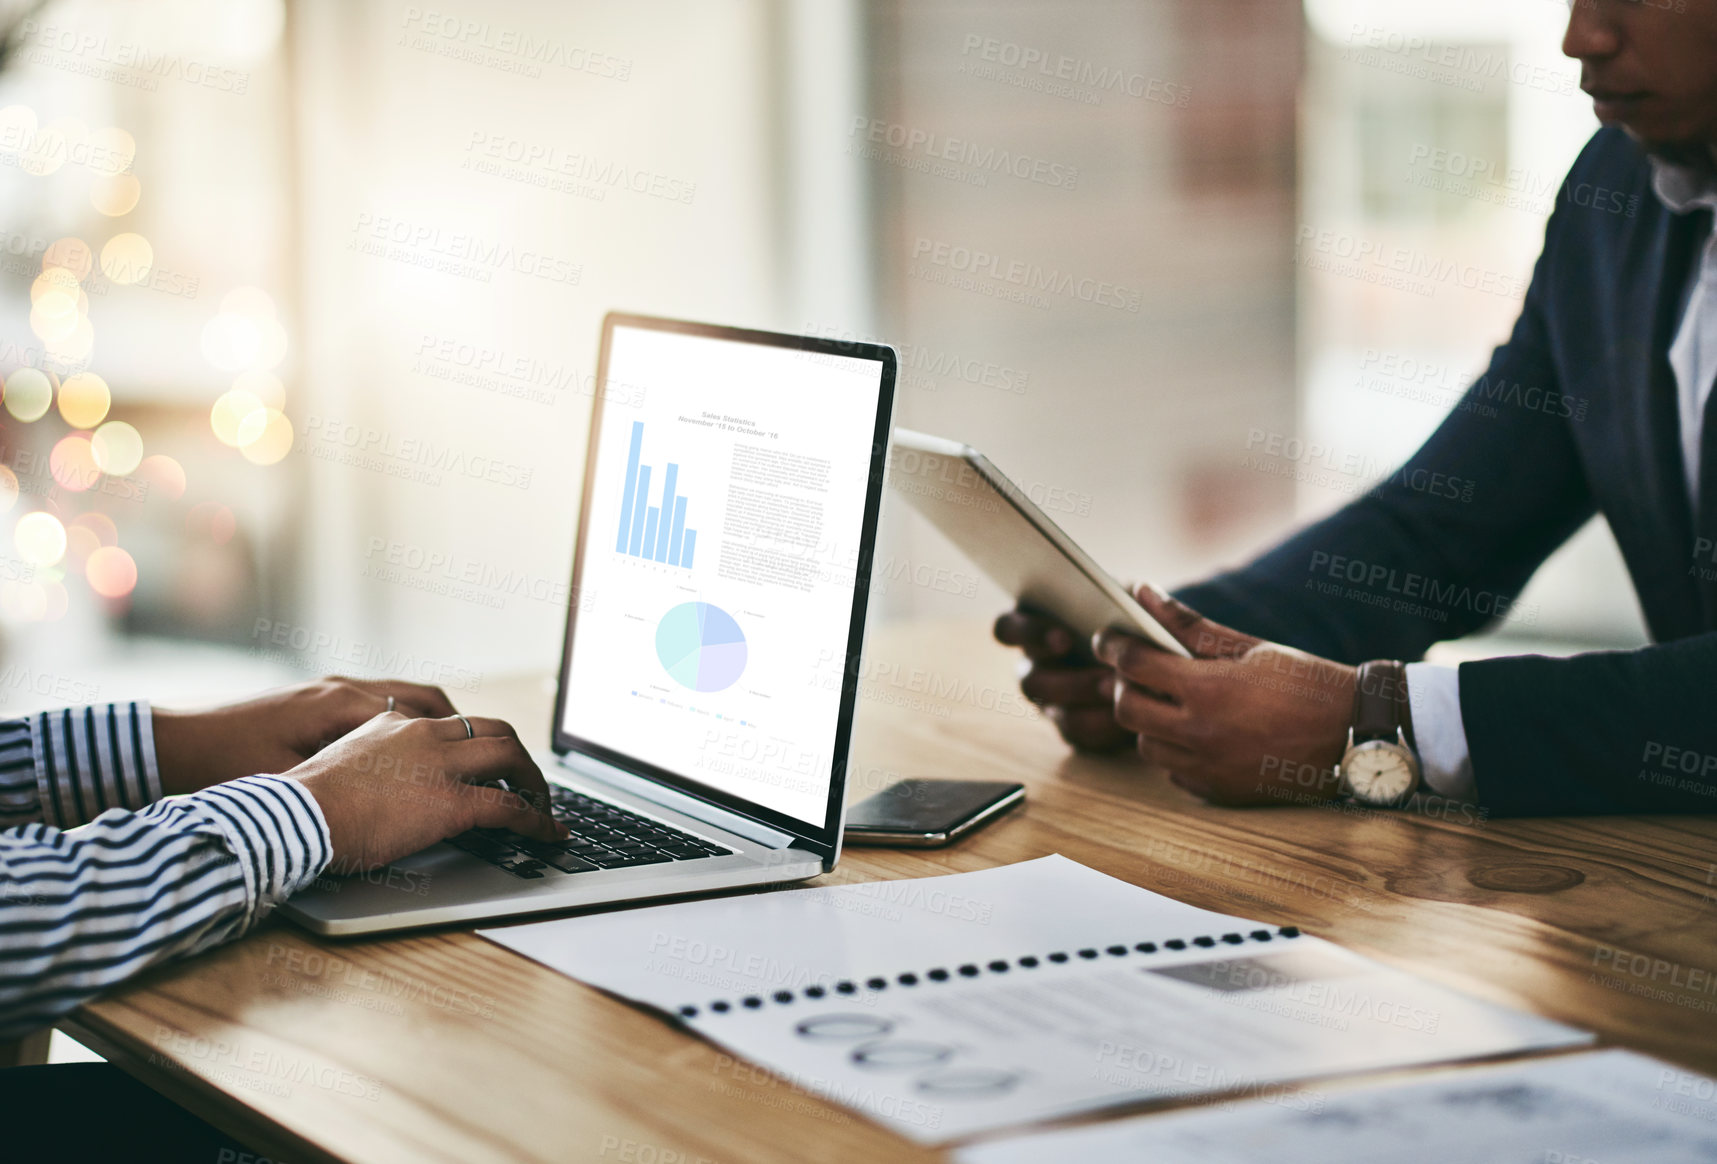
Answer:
[[1176, 128, 1717, 816]]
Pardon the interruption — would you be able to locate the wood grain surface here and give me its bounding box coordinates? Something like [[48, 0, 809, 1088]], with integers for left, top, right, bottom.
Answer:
[[64, 621, 1717, 1163]]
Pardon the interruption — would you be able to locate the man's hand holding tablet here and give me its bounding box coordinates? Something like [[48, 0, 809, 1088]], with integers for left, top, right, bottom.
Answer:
[[997, 588, 1357, 807], [993, 605, 1135, 753], [890, 429, 1357, 806]]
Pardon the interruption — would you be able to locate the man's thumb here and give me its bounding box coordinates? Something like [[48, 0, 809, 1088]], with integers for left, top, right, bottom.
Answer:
[[1134, 585, 1261, 660]]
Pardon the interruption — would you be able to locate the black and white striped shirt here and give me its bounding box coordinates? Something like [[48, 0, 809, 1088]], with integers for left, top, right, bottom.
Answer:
[[0, 702, 331, 1037]]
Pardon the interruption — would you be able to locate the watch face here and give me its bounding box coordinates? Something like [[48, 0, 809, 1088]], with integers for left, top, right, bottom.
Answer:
[[1342, 741, 1418, 805]]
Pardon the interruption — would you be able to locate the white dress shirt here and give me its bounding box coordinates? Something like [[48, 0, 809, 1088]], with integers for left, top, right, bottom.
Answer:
[[1405, 154, 1717, 804]]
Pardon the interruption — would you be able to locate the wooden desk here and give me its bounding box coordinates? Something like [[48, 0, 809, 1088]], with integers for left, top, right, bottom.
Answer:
[[64, 621, 1717, 1163]]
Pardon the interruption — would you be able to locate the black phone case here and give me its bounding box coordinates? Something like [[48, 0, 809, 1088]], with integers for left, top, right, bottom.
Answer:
[[844, 779, 1023, 834]]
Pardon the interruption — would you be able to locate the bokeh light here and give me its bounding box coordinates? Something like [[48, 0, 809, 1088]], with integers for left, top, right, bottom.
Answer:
[[3, 368, 53, 422], [252, 318, 288, 369], [50, 435, 99, 492], [238, 409, 293, 465], [91, 421, 143, 476], [28, 293, 80, 343], [87, 126, 136, 175], [91, 173, 141, 216], [45, 317, 95, 366], [15, 512, 67, 566], [99, 233, 153, 284], [43, 238, 94, 281], [187, 502, 238, 545], [31, 268, 84, 306], [202, 286, 287, 373], [42, 286, 91, 318], [58, 373, 111, 428], [68, 512, 118, 547], [86, 546, 138, 599], [210, 388, 265, 446], [200, 313, 262, 372], [136, 454, 187, 500], [65, 523, 101, 568], [0, 467, 17, 513]]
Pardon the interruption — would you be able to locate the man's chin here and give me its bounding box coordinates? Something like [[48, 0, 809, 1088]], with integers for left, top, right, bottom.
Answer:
[[1611, 113, 1714, 162]]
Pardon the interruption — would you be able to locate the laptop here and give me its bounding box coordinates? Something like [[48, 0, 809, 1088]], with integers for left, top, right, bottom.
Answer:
[[283, 312, 897, 936]]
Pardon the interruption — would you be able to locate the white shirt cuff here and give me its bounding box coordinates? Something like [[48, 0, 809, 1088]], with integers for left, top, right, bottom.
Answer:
[[1405, 663, 1478, 803], [29, 701, 163, 828], [181, 774, 333, 919]]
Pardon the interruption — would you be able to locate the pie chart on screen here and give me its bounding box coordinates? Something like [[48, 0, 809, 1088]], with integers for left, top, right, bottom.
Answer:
[[655, 602, 748, 692]]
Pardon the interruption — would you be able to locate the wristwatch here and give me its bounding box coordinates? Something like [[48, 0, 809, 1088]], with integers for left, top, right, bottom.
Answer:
[[1338, 660, 1421, 806]]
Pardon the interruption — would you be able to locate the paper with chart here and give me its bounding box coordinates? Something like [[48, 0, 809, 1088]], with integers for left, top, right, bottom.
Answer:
[[483, 856, 1590, 1143], [956, 1049, 1717, 1163], [481, 856, 1256, 1013]]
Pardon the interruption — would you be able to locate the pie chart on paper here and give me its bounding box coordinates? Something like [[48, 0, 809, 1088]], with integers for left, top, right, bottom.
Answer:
[[655, 602, 748, 692]]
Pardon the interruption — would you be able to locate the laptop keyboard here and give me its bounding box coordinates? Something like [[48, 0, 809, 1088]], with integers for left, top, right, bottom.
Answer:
[[446, 786, 732, 878]]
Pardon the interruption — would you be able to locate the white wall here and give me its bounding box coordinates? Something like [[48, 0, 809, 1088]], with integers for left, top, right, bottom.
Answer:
[[287, 0, 871, 684]]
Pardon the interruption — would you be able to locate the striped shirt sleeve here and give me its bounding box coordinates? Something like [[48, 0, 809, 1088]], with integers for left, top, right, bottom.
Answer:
[[0, 703, 162, 831], [0, 774, 330, 1038]]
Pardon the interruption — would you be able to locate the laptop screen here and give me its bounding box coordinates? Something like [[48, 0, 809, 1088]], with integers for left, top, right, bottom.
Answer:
[[556, 316, 893, 840]]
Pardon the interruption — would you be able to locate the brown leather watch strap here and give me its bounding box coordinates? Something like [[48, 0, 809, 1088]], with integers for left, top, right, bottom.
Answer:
[[1353, 660, 1416, 752]]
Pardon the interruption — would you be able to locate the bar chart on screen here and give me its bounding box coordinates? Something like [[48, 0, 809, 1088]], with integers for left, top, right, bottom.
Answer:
[[615, 420, 698, 568]]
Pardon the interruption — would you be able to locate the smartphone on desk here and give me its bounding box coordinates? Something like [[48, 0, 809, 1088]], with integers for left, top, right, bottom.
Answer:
[[843, 779, 1025, 847]]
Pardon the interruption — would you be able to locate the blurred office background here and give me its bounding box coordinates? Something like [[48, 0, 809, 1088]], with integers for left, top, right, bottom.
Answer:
[[0, 0, 1641, 710]]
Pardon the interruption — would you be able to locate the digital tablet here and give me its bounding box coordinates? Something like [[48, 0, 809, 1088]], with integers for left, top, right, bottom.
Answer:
[[888, 429, 1190, 657]]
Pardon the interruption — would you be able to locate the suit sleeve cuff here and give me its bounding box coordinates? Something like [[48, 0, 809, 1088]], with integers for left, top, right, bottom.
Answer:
[[180, 775, 332, 918], [31, 702, 164, 828], [1405, 663, 1480, 803]]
